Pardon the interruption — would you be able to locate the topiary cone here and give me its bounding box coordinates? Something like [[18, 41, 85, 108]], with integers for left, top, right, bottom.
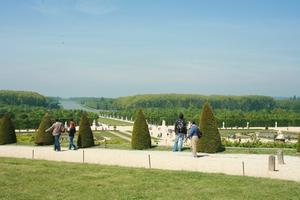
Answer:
[[77, 112, 94, 148], [131, 109, 151, 150], [0, 113, 17, 145], [197, 102, 223, 153], [35, 113, 53, 145]]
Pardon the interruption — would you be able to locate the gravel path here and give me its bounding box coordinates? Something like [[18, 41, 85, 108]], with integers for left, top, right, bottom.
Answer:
[[0, 145, 299, 182]]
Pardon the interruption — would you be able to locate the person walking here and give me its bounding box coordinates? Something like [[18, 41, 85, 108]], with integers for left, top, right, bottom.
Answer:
[[68, 119, 77, 150], [188, 121, 202, 157], [173, 113, 187, 152], [46, 119, 65, 151]]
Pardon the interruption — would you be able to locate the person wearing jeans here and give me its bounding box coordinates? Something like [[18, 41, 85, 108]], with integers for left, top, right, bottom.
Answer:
[[46, 119, 65, 151], [54, 134, 61, 151], [173, 113, 187, 152], [68, 119, 77, 150]]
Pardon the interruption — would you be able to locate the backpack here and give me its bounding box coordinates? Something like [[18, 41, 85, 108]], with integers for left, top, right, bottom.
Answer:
[[197, 128, 202, 138], [176, 119, 185, 133]]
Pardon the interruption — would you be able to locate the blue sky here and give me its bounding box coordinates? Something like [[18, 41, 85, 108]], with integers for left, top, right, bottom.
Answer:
[[0, 0, 299, 97]]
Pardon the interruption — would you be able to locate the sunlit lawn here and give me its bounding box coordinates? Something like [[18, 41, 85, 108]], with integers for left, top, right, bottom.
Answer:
[[0, 157, 299, 200]]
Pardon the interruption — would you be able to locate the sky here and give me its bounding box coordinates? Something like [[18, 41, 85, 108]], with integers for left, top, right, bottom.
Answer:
[[0, 0, 299, 98]]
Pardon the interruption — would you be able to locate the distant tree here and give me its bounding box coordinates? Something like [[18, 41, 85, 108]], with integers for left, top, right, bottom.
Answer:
[[0, 113, 17, 145], [35, 113, 53, 145], [131, 109, 151, 149], [77, 112, 94, 148], [297, 133, 300, 153], [197, 102, 223, 153]]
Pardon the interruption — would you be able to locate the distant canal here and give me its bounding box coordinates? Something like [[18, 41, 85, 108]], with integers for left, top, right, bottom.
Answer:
[[59, 99, 100, 113]]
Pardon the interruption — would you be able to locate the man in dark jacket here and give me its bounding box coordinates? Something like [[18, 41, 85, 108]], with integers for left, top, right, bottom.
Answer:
[[173, 113, 187, 152]]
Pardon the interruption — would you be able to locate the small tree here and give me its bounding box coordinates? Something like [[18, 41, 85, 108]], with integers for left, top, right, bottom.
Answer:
[[0, 113, 17, 145], [35, 113, 53, 145], [77, 112, 94, 148], [131, 109, 151, 150], [197, 102, 223, 153], [297, 133, 300, 153]]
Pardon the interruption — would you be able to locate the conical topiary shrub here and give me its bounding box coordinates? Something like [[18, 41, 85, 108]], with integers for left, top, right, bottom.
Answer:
[[197, 102, 223, 153], [77, 112, 94, 148], [131, 109, 151, 150], [35, 113, 53, 145], [297, 133, 300, 153], [0, 113, 17, 145]]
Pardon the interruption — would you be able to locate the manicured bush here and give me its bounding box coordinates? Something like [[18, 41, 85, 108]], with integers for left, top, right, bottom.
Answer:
[[222, 138, 297, 149], [131, 109, 151, 150], [35, 113, 53, 145], [0, 113, 17, 144], [77, 112, 94, 148], [297, 133, 300, 153], [197, 102, 223, 153]]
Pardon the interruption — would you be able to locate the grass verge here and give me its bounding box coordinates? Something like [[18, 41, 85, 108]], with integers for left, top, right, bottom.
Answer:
[[0, 157, 299, 200]]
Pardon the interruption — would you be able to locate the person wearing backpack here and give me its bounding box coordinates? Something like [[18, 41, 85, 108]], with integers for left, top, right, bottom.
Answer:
[[187, 121, 202, 157], [173, 113, 187, 152], [68, 119, 77, 150]]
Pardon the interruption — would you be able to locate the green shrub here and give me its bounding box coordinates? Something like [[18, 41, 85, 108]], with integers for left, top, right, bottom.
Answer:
[[131, 109, 151, 150], [35, 113, 53, 145], [197, 102, 223, 153], [77, 112, 94, 148], [17, 134, 34, 143], [0, 113, 17, 144], [222, 138, 297, 149], [297, 134, 300, 153]]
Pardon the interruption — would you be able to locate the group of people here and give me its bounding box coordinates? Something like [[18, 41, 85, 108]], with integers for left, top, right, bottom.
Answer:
[[46, 114, 201, 156], [173, 113, 202, 157], [46, 119, 77, 151]]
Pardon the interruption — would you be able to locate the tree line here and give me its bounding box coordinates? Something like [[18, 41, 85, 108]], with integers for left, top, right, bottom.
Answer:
[[84, 94, 300, 127], [0, 90, 60, 108], [0, 90, 98, 129]]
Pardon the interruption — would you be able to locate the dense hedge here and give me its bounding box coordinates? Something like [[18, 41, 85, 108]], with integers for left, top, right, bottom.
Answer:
[[197, 102, 223, 153], [222, 139, 297, 149], [0, 113, 17, 145], [34, 113, 54, 145], [77, 113, 94, 148], [131, 109, 151, 150], [0, 105, 98, 129]]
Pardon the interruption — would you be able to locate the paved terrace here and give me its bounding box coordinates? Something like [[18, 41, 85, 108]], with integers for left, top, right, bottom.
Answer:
[[0, 145, 299, 182]]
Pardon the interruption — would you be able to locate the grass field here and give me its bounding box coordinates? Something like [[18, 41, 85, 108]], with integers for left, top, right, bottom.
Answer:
[[98, 117, 133, 126], [0, 157, 299, 200]]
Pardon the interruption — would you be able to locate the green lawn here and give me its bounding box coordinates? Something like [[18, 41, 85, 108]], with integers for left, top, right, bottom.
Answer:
[[98, 117, 133, 126], [0, 157, 299, 200]]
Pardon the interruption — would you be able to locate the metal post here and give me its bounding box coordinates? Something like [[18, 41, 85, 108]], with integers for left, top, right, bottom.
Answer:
[[242, 161, 245, 176], [277, 149, 284, 164], [268, 155, 276, 171], [83, 150, 85, 163], [32, 149, 34, 159], [148, 154, 151, 169]]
